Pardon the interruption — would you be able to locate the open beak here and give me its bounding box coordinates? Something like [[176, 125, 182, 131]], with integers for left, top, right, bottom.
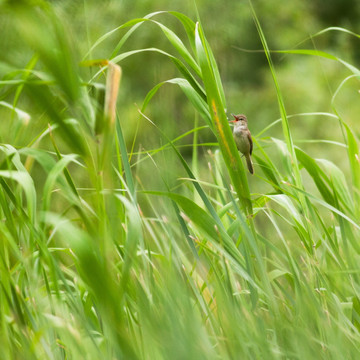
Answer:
[[229, 113, 237, 123]]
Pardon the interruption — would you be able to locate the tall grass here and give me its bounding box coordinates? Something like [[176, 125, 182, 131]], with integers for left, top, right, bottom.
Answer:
[[0, 3, 359, 359]]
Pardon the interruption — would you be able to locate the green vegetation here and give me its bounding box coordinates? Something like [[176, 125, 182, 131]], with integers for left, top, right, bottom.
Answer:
[[0, 1, 359, 359]]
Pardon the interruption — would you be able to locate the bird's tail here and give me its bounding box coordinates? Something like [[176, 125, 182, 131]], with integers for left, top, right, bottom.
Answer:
[[245, 154, 254, 175]]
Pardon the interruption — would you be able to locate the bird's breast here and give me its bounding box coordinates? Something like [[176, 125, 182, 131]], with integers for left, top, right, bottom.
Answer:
[[233, 128, 250, 154]]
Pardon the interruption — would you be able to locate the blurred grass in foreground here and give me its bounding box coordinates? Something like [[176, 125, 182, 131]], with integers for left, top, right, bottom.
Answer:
[[0, 2, 360, 359]]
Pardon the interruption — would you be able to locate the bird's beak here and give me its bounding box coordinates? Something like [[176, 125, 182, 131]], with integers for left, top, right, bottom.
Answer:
[[229, 113, 237, 123]]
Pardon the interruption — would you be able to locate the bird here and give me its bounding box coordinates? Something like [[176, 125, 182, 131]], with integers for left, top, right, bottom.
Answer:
[[230, 113, 254, 174]]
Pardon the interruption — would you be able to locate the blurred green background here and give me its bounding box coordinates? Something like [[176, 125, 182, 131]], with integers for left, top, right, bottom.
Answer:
[[0, 1, 360, 358], [0, 0, 359, 197]]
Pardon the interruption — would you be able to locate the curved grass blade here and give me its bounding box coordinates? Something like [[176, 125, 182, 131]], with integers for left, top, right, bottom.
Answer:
[[141, 78, 210, 128], [143, 190, 258, 288], [194, 22, 252, 214]]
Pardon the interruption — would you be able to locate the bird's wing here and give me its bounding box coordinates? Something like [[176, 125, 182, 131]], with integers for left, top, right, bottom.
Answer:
[[248, 131, 253, 155]]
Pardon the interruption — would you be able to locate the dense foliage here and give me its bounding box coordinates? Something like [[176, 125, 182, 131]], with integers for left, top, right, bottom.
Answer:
[[0, 1, 359, 359]]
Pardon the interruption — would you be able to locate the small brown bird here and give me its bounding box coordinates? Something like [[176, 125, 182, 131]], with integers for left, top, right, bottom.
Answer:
[[230, 114, 254, 174]]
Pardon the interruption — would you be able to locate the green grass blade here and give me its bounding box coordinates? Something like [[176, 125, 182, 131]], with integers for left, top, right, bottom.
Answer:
[[195, 22, 252, 214]]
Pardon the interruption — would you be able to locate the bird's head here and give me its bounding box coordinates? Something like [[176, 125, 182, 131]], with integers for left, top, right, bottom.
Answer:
[[230, 114, 247, 125]]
